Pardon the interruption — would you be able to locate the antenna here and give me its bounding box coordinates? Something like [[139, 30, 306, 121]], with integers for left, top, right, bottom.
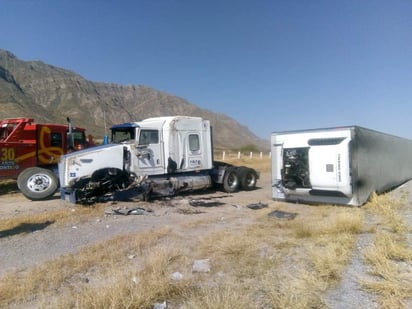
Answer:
[[103, 108, 109, 144], [67, 117, 74, 149], [103, 110, 107, 136]]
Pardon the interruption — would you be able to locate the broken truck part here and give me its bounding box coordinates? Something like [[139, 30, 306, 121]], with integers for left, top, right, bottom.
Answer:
[[0, 117, 92, 200], [271, 126, 412, 206], [59, 116, 259, 204]]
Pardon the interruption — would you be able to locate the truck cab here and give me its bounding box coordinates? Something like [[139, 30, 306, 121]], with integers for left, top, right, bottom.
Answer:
[[59, 116, 214, 199], [110, 116, 213, 176], [59, 116, 258, 204]]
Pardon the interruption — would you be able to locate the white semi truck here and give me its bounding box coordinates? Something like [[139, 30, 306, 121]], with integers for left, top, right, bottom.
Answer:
[[59, 116, 259, 203], [271, 126, 412, 206]]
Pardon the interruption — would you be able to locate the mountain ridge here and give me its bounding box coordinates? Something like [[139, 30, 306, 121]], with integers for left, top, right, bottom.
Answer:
[[0, 49, 267, 149]]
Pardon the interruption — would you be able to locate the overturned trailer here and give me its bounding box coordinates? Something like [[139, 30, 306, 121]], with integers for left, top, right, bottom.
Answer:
[[271, 126, 412, 206]]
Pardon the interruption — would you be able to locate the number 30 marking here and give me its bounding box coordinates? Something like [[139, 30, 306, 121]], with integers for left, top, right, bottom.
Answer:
[[1, 148, 15, 161]]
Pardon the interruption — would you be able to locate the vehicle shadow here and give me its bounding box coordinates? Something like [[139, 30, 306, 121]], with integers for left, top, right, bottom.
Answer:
[[0, 180, 19, 195], [0, 220, 54, 238]]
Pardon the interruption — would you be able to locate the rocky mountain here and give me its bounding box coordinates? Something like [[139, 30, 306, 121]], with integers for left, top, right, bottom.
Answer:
[[0, 49, 267, 150]]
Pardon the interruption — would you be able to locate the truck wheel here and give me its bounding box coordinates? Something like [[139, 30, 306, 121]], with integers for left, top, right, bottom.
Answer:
[[223, 168, 240, 193], [239, 168, 258, 190], [17, 167, 58, 200]]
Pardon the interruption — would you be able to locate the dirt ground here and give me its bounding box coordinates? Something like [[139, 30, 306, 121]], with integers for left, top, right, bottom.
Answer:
[[0, 172, 274, 220], [1, 171, 411, 308], [0, 172, 276, 275]]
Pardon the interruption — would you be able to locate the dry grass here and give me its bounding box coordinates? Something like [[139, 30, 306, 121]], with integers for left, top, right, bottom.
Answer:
[[264, 208, 363, 307], [366, 192, 407, 233], [365, 231, 412, 263], [2, 158, 410, 308], [262, 269, 328, 308], [0, 202, 365, 308], [0, 227, 172, 307], [292, 209, 364, 238], [181, 283, 253, 309], [221, 156, 271, 173], [62, 245, 194, 309], [360, 192, 412, 308], [190, 206, 364, 308]]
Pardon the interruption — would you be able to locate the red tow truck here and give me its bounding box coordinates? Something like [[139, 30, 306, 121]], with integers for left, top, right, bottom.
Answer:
[[0, 117, 92, 200]]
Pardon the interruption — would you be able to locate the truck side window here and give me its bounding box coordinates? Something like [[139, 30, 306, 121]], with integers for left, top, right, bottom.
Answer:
[[51, 133, 62, 147], [0, 127, 6, 140], [139, 129, 159, 145], [189, 134, 200, 152]]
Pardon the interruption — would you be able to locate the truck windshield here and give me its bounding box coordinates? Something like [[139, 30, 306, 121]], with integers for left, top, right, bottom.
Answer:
[[66, 131, 86, 150], [112, 128, 135, 143]]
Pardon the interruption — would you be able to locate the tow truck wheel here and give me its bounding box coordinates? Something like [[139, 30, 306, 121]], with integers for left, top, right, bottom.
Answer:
[[17, 167, 59, 200], [239, 167, 258, 190], [222, 167, 240, 193]]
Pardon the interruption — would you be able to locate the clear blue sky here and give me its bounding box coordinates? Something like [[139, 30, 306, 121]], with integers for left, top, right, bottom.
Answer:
[[1, 0, 412, 139]]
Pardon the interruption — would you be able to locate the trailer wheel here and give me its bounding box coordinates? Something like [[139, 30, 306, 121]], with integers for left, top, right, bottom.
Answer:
[[17, 167, 58, 200], [239, 168, 258, 190], [222, 168, 240, 193]]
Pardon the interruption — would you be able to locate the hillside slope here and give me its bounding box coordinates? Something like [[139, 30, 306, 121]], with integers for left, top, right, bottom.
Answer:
[[0, 49, 267, 149]]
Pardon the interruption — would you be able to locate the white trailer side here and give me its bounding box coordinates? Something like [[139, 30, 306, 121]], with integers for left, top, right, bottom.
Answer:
[[271, 126, 412, 206]]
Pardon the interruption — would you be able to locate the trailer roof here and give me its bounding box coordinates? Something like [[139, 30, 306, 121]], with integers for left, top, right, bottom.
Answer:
[[271, 125, 357, 135], [271, 125, 412, 141]]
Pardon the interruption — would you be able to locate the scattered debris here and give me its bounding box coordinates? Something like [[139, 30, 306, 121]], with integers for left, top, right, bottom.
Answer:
[[171, 271, 183, 281], [192, 194, 233, 200], [189, 199, 225, 207], [111, 182, 151, 202], [192, 259, 211, 273], [105, 207, 153, 216], [267, 210, 297, 220], [247, 202, 268, 210], [153, 301, 167, 309]]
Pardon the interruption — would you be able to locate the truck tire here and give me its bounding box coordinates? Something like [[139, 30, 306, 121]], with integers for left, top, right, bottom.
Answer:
[[222, 167, 240, 193], [239, 167, 258, 190], [17, 167, 58, 200]]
